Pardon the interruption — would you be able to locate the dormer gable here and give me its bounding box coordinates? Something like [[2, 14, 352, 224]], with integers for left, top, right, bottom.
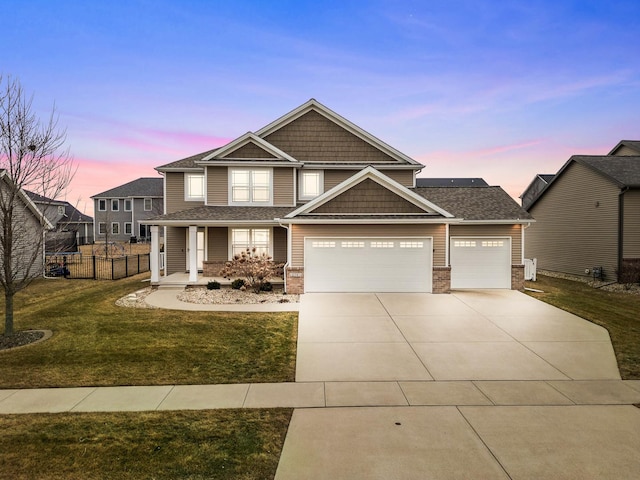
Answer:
[[286, 166, 453, 218], [199, 132, 301, 166]]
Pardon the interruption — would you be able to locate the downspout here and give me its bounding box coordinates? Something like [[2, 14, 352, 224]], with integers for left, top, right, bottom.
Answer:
[[445, 223, 450, 266], [618, 187, 629, 281], [522, 222, 531, 265], [277, 221, 291, 293]]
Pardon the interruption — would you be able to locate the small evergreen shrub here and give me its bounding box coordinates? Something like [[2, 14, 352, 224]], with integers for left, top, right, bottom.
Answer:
[[260, 281, 273, 292], [231, 278, 245, 290], [207, 280, 221, 290]]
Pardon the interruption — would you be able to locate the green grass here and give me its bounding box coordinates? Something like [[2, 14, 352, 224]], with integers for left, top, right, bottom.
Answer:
[[0, 275, 298, 388], [0, 409, 292, 479], [525, 275, 640, 379]]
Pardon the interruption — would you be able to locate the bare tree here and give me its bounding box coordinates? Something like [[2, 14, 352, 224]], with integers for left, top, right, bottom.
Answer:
[[0, 75, 75, 336]]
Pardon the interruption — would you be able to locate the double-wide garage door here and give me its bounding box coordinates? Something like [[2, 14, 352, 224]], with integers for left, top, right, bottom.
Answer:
[[450, 237, 511, 289], [305, 237, 432, 293]]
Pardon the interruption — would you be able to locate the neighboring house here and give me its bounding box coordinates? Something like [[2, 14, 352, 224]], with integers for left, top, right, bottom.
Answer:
[[25, 191, 94, 249], [523, 140, 640, 281], [91, 177, 164, 243], [519, 174, 554, 210], [142, 99, 533, 294], [0, 170, 54, 278]]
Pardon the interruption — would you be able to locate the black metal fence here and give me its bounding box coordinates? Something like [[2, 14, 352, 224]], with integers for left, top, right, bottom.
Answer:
[[46, 254, 151, 280]]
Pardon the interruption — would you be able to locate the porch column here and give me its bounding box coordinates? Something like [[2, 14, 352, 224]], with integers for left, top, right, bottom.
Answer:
[[188, 225, 198, 282], [150, 225, 160, 283]]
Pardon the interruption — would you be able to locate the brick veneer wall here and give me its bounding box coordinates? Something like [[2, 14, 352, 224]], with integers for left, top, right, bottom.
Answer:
[[432, 266, 451, 294], [286, 266, 305, 294], [512, 264, 525, 290], [203, 261, 226, 277]]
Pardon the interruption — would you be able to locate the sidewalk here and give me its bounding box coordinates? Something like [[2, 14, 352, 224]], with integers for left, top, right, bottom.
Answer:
[[1, 380, 639, 414]]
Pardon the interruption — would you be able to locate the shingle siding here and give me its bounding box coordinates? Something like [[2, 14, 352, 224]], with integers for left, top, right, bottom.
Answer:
[[623, 189, 640, 258], [264, 110, 398, 164], [526, 162, 619, 279], [222, 142, 277, 159], [323, 169, 413, 191]]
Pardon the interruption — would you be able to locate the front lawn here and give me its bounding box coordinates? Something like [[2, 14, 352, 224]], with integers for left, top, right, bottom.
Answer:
[[0, 275, 298, 388], [0, 409, 292, 480], [525, 274, 640, 379]]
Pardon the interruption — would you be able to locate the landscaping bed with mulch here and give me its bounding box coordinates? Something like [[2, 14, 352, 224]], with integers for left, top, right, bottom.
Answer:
[[0, 330, 50, 351]]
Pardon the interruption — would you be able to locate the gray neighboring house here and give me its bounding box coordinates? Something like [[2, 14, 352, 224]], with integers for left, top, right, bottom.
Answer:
[[519, 174, 555, 210], [91, 177, 164, 243], [523, 140, 640, 281], [25, 191, 94, 249]]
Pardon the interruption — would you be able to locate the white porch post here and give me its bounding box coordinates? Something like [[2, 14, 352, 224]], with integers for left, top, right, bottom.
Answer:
[[150, 225, 160, 283], [188, 225, 198, 282]]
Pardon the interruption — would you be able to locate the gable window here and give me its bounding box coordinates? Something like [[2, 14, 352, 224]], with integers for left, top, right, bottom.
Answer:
[[124, 199, 132, 212], [98, 199, 107, 211], [299, 170, 323, 200], [231, 228, 270, 257], [98, 222, 106, 234], [230, 168, 271, 205], [111, 199, 119, 211], [111, 222, 120, 235], [57, 205, 65, 216], [185, 173, 205, 201], [144, 198, 152, 211], [124, 222, 132, 235]]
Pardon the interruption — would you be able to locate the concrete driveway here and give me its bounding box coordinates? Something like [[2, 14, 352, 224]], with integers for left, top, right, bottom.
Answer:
[[278, 290, 640, 479], [296, 290, 620, 382]]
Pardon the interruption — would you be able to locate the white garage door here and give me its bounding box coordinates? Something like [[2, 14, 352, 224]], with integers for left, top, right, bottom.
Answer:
[[450, 237, 511, 289], [305, 237, 432, 293]]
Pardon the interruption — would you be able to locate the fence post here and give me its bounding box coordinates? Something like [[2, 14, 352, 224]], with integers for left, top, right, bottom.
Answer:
[[92, 255, 96, 280], [125, 256, 129, 278], [111, 258, 115, 280], [138, 254, 141, 274]]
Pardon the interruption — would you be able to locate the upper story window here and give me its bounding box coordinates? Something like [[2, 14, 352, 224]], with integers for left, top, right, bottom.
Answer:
[[230, 168, 271, 205], [111, 199, 119, 211], [185, 173, 205, 201], [98, 199, 107, 211], [144, 198, 152, 211], [124, 199, 132, 212], [299, 170, 323, 200]]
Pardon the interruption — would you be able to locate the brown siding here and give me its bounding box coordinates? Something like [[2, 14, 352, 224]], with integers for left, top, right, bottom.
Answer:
[[274, 168, 295, 206], [165, 226, 186, 274], [623, 189, 640, 257], [526, 162, 619, 279], [450, 224, 522, 264], [290, 224, 446, 267], [222, 142, 277, 159], [273, 226, 287, 262], [166, 172, 204, 214], [206, 166, 228, 205], [207, 227, 228, 261], [613, 145, 640, 156], [313, 179, 425, 213], [323, 169, 414, 191], [265, 110, 399, 164]]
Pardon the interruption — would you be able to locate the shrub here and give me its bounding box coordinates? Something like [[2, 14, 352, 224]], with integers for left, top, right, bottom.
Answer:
[[220, 248, 284, 293], [207, 280, 221, 290], [617, 259, 640, 285], [260, 281, 273, 292], [230, 279, 245, 290]]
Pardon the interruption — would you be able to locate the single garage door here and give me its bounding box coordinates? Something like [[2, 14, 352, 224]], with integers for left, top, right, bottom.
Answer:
[[450, 237, 511, 289], [305, 237, 432, 293]]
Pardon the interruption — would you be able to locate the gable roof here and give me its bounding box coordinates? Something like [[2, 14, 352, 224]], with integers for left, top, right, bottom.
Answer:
[[413, 186, 533, 222], [608, 140, 640, 156], [0, 171, 54, 229], [285, 166, 454, 220], [199, 132, 300, 165], [416, 178, 488, 187], [92, 177, 164, 199], [25, 190, 93, 223]]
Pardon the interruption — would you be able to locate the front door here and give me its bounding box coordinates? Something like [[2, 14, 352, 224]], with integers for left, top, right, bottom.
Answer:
[[186, 228, 205, 271]]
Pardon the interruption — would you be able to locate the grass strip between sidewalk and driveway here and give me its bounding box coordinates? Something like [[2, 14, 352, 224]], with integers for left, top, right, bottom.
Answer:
[[525, 274, 640, 380], [0, 408, 292, 480], [0, 274, 298, 388]]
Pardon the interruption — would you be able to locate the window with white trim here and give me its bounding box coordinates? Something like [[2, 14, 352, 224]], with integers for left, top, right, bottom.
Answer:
[[454, 240, 476, 247], [111, 199, 119, 211], [299, 170, 323, 200], [341, 241, 365, 248], [57, 205, 65, 216], [124, 222, 132, 235], [98, 222, 106, 234], [98, 199, 106, 211], [144, 198, 152, 211], [124, 199, 132, 212], [400, 241, 424, 248], [312, 241, 335, 248], [230, 168, 271, 204], [185, 173, 205, 201], [371, 241, 394, 248], [231, 228, 270, 256], [111, 222, 120, 235]]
